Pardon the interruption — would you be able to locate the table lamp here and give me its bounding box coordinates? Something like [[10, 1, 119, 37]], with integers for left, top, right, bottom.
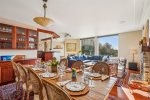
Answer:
[[130, 49, 137, 62]]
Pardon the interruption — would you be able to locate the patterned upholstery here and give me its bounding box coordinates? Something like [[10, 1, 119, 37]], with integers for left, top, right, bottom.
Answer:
[[42, 79, 72, 100]]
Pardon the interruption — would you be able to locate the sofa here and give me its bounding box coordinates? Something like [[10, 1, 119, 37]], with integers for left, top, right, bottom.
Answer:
[[67, 55, 109, 68]]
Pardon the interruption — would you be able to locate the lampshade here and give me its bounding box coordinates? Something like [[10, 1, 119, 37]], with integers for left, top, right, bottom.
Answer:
[[33, 0, 54, 27], [130, 49, 138, 54], [33, 17, 54, 27]]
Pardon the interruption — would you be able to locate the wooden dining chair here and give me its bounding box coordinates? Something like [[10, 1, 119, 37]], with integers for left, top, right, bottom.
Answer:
[[71, 60, 84, 69], [92, 62, 110, 75], [11, 61, 21, 91], [42, 79, 72, 100], [59, 58, 68, 68], [17, 63, 33, 100], [26, 67, 45, 100]]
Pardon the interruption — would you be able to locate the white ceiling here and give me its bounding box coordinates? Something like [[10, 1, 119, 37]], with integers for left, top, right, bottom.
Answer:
[[0, 0, 150, 38]]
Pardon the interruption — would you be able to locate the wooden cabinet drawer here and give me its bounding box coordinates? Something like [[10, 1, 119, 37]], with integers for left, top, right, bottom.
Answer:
[[1, 67, 14, 83]]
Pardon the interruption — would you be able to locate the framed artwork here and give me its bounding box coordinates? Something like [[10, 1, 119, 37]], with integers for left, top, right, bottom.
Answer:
[[66, 43, 76, 52]]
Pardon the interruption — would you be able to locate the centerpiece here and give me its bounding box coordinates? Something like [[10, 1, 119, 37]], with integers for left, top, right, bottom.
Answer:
[[49, 58, 59, 73], [72, 68, 77, 81]]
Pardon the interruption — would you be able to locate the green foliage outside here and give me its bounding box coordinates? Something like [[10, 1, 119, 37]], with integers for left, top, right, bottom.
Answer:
[[81, 42, 118, 57], [99, 43, 118, 57], [81, 45, 95, 55]]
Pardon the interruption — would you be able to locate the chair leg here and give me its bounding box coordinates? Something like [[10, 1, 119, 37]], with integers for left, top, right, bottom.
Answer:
[[22, 91, 25, 100], [26, 91, 30, 100]]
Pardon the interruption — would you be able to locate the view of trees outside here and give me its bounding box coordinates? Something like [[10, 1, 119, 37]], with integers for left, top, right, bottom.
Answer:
[[81, 38, 95, 55], [99, 35, 118, 57]]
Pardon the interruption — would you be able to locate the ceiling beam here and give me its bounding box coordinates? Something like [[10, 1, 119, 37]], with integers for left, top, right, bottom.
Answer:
[[37, 28, 60, 38]]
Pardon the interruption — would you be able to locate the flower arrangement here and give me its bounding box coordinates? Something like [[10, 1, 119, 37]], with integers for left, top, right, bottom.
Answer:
[[49, 57, 59, 67], [49, 57, 59, 73]]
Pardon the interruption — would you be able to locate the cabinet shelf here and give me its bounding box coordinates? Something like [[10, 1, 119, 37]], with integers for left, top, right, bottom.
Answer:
[[0, 40, 12, 42], [17, 34, 26, 36], [0, 23, 38, 50], [0, 31, 12, 34], [29, 36, 38, 38]]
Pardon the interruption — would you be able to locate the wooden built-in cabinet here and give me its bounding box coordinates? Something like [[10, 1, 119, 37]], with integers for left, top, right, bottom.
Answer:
[[0, 58, 39, 84], [0, 23, 38, 50], [0, 61, 14, 84]]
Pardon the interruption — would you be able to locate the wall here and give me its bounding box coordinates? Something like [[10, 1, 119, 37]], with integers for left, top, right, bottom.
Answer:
[[118, 30, 142, 67], [64, 39, 80, 57], [0, 17, 37, 58], [0, 50, 37, 58]]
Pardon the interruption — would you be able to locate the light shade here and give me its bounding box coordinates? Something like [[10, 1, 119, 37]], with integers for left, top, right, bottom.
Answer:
[[130, 49, 138, 54], [33, 17, 54, 27]]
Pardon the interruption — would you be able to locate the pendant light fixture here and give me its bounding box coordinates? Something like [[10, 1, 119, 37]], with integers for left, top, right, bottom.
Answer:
[[33, 0, 54, 27]]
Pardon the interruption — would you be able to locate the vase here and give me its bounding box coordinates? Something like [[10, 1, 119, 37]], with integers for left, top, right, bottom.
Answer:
[[72, 71, 77, 81], [51, 66, 57, 73]]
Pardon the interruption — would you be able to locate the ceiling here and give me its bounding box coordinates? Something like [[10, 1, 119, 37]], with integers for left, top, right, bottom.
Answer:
[[0, 0, 150, 38]]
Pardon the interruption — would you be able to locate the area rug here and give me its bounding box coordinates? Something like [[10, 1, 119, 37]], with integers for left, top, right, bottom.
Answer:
[[115, 72, 127, 87], [0, 82, 34, 100]]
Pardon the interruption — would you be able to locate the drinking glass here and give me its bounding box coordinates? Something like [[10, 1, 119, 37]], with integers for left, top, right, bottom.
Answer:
[[88, 70, 95, 88], [81, 65, 85, 79], [58, 65, 65, 83]]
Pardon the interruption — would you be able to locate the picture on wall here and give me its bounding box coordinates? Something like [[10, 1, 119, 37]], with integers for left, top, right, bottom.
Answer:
[[66, 43, 76, 52]]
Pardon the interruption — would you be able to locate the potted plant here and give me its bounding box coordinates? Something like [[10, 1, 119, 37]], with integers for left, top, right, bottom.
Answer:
[[49, 58, 59, 73]]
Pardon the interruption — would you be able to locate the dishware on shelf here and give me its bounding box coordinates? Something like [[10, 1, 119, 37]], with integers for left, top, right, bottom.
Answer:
[[66, 82, 86, 92]]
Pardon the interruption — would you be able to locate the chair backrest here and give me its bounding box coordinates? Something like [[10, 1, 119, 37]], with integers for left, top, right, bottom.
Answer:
[[59, 58, 68, 68], [92, 62, 110, 75], [26, 68, 44, 100], [42, 79, 72, 100], [71, 60, 83, 69], [17, 63, 28, 83], [11, 61, 20, 80]]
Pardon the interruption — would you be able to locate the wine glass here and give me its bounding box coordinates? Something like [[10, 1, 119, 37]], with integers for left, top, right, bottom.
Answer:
[[88, 70, 95, 88], [81, 65, 85, 79]]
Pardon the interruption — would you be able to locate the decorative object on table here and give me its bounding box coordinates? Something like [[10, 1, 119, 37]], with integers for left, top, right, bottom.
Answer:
[[66, 43, 76, 52], [33, 0, 54, 26], [49, 57, 59, 73], [72, 68, 77, 81]]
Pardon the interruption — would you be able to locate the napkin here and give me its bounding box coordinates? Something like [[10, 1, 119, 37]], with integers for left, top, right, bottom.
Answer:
[[101, 75, 109, 81], [57, 80, 71, 87]]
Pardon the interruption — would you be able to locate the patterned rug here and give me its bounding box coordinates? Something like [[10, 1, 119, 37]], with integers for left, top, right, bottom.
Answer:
[[0, 82, 34, 100], [115, 72, 127, 87]]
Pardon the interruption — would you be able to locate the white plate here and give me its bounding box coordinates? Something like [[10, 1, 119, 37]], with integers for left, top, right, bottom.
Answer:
[[66, 82, 85, 92], [90, 73, 101, 78], [39, 73, 56, 78], [32, 67, 42, 71]]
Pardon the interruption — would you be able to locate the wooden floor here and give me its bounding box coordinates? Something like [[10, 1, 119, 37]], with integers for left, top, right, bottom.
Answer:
[[109, 69, 150, 100]]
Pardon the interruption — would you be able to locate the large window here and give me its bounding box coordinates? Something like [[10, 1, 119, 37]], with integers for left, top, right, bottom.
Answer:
[[99, 35, 118, 57], [81, 38, 95, 55]]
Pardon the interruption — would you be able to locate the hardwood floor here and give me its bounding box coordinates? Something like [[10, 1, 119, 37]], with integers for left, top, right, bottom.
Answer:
[[109, 69, 150, 100]]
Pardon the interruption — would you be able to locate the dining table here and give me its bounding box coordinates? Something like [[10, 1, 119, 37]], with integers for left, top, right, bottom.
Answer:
[[27, 66, 117, 100]]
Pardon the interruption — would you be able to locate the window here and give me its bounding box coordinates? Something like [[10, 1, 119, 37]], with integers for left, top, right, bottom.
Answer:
[[98, 35, 118, 57], [81, 38, 95, 55]]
